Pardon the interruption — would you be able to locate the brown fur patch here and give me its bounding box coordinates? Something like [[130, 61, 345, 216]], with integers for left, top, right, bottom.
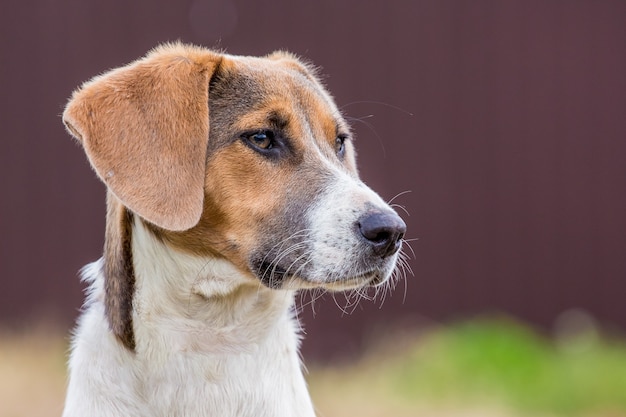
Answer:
[[103, 192, 136, 350], [156, 140, 292, 269]]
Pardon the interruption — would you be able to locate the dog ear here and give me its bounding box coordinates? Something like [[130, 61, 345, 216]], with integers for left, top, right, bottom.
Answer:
[[63, 44, 221, 231]]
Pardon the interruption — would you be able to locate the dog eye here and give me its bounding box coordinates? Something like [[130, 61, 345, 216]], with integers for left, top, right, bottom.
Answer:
[[245, 130, 275, 150], [335, 135, 347, 157]]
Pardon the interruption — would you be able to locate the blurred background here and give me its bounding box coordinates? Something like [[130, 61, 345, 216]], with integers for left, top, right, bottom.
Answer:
[[1, 1, 625, 416]]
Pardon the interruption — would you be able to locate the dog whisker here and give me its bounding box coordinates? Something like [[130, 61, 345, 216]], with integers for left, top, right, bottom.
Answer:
[[296, 287, 327, 317], [401, 238, 417, 261], [266, 240, 315, 286], [331, 292, 354, 317], [344, 115, 386, 157], [258, 230, 312, 268], [386, 189, 412, 206], [390, 203, 411, 218]]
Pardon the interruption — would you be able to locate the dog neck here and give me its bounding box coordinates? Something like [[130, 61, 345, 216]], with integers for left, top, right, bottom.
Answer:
[[102, 193, 298, 356], [66, 200, 315, 417], [131, 217, 298, 356]]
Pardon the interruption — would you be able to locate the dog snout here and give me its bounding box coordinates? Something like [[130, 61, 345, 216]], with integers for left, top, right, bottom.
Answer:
[[357, 211, 406, 258]]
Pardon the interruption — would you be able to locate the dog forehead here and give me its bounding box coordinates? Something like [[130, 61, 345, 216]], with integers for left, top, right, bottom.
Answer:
[[225, 52, 315, 85], [219, 54, 339, 115], [208, 53, 349, 155]]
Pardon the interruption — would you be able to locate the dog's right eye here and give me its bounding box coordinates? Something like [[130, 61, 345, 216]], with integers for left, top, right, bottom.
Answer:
[[242, 130, 276, 151]]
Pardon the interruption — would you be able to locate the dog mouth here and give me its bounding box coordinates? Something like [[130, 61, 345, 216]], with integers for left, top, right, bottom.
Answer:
[[255, 260, 290, 289], [252, 259, 389, 291]]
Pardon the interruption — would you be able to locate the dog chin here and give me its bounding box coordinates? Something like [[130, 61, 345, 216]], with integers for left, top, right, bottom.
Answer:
[[272, 269, 391, 292], [319, 273, 389, 291]]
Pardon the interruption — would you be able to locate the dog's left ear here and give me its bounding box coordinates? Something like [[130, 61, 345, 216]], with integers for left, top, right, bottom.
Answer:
[[63, 44, 222, 231]]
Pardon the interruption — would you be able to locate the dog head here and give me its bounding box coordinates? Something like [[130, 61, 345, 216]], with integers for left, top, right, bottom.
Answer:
[[64, 43, 406, 347]]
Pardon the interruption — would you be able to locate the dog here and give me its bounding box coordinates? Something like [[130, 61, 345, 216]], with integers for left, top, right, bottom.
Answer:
[[61, 42, 406, 417]]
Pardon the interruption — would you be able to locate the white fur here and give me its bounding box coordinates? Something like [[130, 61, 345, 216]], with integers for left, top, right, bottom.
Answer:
[[293, 149, 401, 290], [63, 219, 316, 417]]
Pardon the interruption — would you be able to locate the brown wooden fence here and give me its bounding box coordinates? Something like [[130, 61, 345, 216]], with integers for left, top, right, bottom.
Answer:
[[1, 0, 624, 360]]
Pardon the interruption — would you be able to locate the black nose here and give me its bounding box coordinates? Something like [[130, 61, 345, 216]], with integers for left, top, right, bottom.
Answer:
[[357, 212, 406, 258]]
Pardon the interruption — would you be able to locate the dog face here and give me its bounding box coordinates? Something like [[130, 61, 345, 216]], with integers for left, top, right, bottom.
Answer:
[[162, 54, 406, 291], [64, 43, 405, 296]]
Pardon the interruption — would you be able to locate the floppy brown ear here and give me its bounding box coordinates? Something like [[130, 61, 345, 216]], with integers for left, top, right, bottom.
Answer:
[[63, 43, 221, 231]]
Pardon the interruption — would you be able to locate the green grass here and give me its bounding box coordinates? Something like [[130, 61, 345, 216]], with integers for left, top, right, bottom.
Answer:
[[309, 316, 626, 417]]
